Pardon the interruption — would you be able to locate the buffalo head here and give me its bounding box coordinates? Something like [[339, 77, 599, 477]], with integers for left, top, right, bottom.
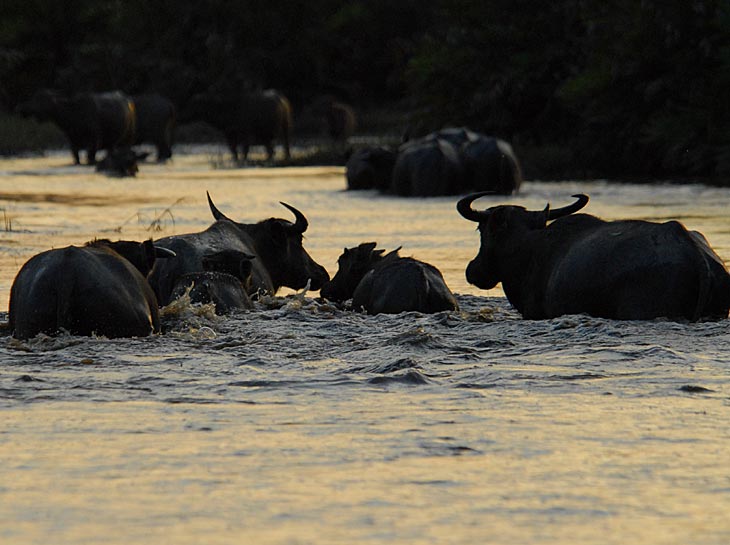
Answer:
[[206, 192, 329, 291], [202, 249, 256, 292], [96, 148, 148, 177], [320, 242, 388, 302], [457, 192, 588, 289]]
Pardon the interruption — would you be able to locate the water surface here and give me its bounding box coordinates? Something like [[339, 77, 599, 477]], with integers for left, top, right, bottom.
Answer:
[[1, 152, 730, 544]]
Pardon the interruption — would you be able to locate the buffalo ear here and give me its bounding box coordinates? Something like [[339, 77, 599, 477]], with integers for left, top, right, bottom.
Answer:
[[358, 242, 378, 259]]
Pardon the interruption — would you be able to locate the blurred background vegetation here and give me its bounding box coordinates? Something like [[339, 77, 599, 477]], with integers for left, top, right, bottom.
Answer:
[[1, 0, 729, 180]]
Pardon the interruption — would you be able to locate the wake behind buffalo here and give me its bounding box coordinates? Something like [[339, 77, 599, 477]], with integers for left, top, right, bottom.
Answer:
[[7, 192, 730, 340]]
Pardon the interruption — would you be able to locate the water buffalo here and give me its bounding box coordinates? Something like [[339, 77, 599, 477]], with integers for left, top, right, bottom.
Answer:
[[460, 135, 522, 195], [184, 89, 292, 162], [96, 148, 149, 177], [320, 242, 458, 314], [345, 146, 397, 191], [457, 193, 730, 321], [391, 137, 464, 196], [132, 93, 176, 161], [8, 239, 175, 340], [17, 89, 135, 165], [148, 192, 329, 305], [388, 127, 522, 196], [324, 100, 357, 144], [170, 249, 255, 313]]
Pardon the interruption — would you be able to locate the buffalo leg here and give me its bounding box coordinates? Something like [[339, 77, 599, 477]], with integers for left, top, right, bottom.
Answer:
[[226, 136, 239, 162], [87, 145, 97, 165]]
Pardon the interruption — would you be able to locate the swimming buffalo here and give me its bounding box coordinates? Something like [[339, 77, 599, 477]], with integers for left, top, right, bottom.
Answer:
[[170, 249, 255, 313], [9, 239, 174, 339], [184, 89, 292, 162], [457, 193, 730, 321], [320, 242, 458, 314], [96, 148, 149, 177], [17, 89, 135, 165], [132, 93, 176, 161], [148, 192, 329, 305]]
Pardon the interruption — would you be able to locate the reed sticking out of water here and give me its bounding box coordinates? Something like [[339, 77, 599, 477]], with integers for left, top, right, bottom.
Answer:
[[1, 208, 12, 232], [147, 198, 185, 232], [110, 197, 185, 234]]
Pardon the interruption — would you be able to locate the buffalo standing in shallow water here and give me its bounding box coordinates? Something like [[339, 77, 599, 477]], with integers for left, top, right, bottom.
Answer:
[[389, 128, 522, 197], [148, 193, 329, 306], [132, 93, 176, 161], [17, 89, 135, 165], [184, 89, 292, 162], [345, 146, 397, 191], [9, 239, 174, 339], [391, 137, 464, 197], [320, 242, 458, 314], [457, 193, 730, 321]]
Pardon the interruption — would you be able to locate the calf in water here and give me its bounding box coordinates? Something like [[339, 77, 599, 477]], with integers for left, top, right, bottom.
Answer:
[[320, 242, 458, 314], [170, 249, 255, 314]]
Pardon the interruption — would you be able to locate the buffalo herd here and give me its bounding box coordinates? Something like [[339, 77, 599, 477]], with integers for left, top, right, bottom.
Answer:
[[347, 127, 523, 197], [16, 86, 523, 198], [16, 87, 296, 172], [17, 90, 176, 168], [7, 189, 730, 340]]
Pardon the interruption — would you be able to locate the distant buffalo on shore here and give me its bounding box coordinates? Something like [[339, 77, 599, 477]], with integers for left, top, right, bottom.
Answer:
[[17, 89, 136, 165], [345, 127, 522, 197], [16, 89, 177, 164], [132, 93, 176, 162]]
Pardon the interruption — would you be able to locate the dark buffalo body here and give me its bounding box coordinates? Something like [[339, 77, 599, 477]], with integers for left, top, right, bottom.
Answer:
[[461, 136, 522, 195], [9, 239, 170, 339], [391, 137, 464, 197], [149, 193, 329, 306], [171, 271, 253, 314], [388, 127, 522, 196], [184, 89, 292, 162], [325, 101, 356, 143], [17, 89, 135, 165], [132, 93, 176, 161], [345, 146, 398, 191], [321, 242, 458, 314], [170, 249, 255, 313], [457, 193, 730, 321]]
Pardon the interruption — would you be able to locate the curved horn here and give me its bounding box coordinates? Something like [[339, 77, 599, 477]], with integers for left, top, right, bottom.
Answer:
[[456, 192, 493, 223], [154, 246, 177, 258], [546, 194, 589, 220], [207, 191, 232, 222], [280, 202, 308, 233]]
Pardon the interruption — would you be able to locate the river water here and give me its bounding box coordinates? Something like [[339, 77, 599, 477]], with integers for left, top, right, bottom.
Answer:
[[1, 151, 730, 544]]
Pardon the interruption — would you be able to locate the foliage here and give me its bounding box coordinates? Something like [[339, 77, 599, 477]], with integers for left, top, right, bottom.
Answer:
[[1, 0, 729, 179]]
